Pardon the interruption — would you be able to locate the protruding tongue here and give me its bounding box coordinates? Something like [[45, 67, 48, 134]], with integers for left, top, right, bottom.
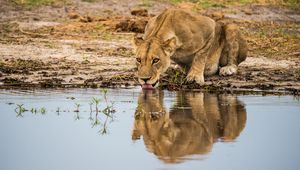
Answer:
[[142, 84, 154, 90]]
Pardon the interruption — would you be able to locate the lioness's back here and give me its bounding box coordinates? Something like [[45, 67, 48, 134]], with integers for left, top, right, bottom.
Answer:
[[144, 9, 215, 42]]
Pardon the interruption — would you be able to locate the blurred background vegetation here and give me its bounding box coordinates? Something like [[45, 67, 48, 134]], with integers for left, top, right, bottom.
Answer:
[[11, 0, 300, 8]]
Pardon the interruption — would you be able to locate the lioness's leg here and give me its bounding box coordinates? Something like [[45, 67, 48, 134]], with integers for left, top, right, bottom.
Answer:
[[186, 52, 207, 85], [219, 24, 240, 76], [186, 30, 216, 85]]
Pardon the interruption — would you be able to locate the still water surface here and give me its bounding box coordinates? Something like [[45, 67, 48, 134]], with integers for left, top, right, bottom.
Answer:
[[0, 88, 299, 170]]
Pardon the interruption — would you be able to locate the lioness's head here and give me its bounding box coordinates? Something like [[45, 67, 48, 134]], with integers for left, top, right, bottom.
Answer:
[[133, 36, 177, 89]]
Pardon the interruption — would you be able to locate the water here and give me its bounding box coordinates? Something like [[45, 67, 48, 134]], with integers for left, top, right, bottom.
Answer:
[[0, 88, 299, 170]]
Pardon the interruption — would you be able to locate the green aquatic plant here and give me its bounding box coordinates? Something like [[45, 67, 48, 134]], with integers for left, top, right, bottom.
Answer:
[[15, 105, 47, 116], [92, 115, 100, 127], [101, 89, 116, 117], [88, 112, 94, 121], [40, 107, 47, 114], [15, 104, 27, 117], [169, 68, 187, 86], [101, 88, 108, 104], [56, 107, 60, 115], [99, 115, 109, 135], [88, 101, 94, 120], [102, 102, 116, 118], [100, 124, 108, 134], [92, 97, 101, 113], [171, 69, 180, 83], [73, 103, 81, 120], [100, 128, 107, 134], [89, 101, 93, 113], [74, 103, 81, 112], [91, 97, 101, 127], [101, 88, 108, 95], [92, 97, 100, 105], [30, 108, 38, 114], [11, 94, 117, 136], [74, 112, 81, 120], [102, 106, 113, 117]]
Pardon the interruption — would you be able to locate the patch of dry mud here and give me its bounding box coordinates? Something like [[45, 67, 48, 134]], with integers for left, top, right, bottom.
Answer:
[[225, 5, 300, 22], [0, 37, 136, 87], [241, 57, 298, 68]]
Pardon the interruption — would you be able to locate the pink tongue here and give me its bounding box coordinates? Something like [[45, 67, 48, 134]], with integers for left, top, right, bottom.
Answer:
[[142, 84, 154, 89]]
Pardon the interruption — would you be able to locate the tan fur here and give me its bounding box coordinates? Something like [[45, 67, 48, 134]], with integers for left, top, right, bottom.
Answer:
[[133, 9, 247, 86], [132, 91, 247, 163]]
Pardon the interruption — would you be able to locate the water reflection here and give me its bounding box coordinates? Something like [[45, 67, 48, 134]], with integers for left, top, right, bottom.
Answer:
[[132, 91, 247, 163]]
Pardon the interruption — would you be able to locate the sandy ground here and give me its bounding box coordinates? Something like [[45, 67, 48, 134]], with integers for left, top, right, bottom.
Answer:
[[0, 0, 299, 94]]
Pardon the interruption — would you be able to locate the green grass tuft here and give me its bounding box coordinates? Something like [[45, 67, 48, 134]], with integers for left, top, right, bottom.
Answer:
[[15, 0, 55, 6], [13, 0, 68, 8]]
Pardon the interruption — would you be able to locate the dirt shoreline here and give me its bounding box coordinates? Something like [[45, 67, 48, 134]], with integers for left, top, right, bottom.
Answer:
[[0, 0, 299, 95]]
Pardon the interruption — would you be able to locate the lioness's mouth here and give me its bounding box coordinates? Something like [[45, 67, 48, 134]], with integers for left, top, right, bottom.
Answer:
[[141, 81, 159, 90]]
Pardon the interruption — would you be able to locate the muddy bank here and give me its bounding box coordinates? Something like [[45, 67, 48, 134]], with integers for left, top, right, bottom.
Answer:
[[0, 0, 299, 94], [1, 56, 299, 95]]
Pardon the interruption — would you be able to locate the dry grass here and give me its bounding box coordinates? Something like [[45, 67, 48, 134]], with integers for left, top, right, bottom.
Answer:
[[168, 0, 300, 7], [241, 21, 300, 59]]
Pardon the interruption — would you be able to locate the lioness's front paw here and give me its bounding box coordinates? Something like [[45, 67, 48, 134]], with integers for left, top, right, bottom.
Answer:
[[186, 72, 205, 85], [219, 65, 237, 76]]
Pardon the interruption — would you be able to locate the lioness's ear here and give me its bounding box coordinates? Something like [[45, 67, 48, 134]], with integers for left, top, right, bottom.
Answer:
[[133, 35, 144, 47], [162, 37, 177, 54]]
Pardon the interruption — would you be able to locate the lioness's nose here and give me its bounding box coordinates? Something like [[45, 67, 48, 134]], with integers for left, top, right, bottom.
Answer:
[[141, 77, 151, 83]]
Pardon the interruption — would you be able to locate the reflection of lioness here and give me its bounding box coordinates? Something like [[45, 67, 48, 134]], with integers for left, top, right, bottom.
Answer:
[[133, 9, 247, 88], [132, 91, 247, 163]]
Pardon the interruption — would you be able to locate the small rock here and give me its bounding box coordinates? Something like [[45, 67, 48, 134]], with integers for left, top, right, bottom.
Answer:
[[115, 18, 148, 33], [79, 15, 93, 22], [86, 16, 93, 22], [33, 17, 40, 21], [242, 9, 252, 15], [81, 60, 90, 64], [131, 8, 148, 17], [79, 17, 87, 22], [68, 12, 80, 19], [96, 16, 108, 21]]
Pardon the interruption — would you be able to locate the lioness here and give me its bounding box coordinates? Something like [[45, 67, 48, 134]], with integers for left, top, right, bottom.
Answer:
[[132, 91, 247, 163], [133, 9, 247, 88]]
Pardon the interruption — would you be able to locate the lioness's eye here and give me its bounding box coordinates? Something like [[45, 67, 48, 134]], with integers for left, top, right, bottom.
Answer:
[[136, 58, 141, 63], [152, 58, 160, 64]]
